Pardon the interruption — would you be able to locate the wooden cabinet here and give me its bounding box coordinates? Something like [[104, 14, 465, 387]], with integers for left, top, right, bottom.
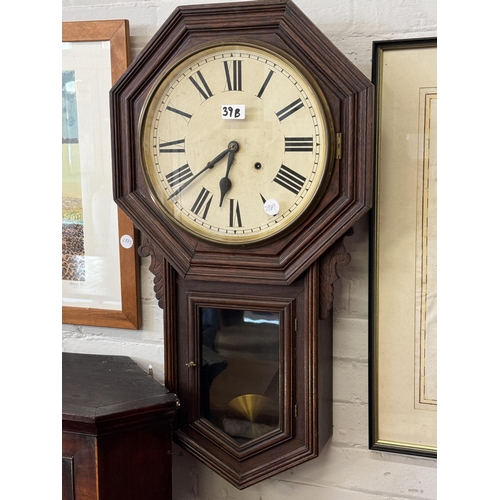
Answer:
[[62, 352, 179, 500]]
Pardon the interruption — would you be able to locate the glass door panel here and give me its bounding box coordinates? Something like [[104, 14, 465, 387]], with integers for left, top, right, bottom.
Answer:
[[200, 308, 280, 444]]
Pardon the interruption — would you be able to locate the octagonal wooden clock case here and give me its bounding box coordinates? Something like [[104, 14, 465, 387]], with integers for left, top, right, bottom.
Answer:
[[110, 0, 373, 489]]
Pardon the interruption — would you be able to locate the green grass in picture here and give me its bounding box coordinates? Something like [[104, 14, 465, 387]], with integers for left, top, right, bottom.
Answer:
[[62, 70, 86, 282]]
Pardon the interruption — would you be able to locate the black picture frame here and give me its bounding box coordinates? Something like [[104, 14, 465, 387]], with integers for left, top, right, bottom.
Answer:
[[369, 38, 437, 459]]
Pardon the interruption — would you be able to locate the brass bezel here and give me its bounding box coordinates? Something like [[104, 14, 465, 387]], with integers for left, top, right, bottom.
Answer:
[[139, 39, 335, 247]]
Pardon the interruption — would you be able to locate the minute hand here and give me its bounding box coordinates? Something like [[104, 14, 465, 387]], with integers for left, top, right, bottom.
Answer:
[[167, 147, 230, 199]]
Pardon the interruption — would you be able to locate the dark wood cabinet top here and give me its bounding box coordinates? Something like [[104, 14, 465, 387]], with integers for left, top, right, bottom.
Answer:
[[62, 352, 179, 434]]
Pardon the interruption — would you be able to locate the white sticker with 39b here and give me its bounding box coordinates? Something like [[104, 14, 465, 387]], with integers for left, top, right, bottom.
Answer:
[[221, 105, 245, 120]]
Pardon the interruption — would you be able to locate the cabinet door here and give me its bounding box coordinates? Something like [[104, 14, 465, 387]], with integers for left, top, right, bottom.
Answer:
[[184, 297, 294, 456]]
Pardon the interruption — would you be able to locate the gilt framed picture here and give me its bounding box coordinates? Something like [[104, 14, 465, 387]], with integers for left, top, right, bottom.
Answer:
[[369, 38, 437, 457], [62, 20, 141, 329]]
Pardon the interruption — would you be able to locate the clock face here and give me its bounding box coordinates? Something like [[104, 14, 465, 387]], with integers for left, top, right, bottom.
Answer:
[[140, 43, 331, 245]]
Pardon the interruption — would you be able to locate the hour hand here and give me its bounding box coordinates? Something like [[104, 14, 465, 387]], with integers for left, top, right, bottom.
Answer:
[[219, 141, 239, 206]]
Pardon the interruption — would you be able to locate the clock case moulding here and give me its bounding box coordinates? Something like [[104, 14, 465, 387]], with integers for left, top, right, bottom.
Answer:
[[110, 0, 373, 489], [110, 0, 373, 287]]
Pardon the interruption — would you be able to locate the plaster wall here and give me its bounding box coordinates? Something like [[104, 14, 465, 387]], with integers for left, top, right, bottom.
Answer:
[[62, 0, 437, 498]]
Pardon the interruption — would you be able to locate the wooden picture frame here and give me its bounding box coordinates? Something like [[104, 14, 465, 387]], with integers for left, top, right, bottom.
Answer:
[[62, 20, 141, 329], [369, 38, 437, 458]]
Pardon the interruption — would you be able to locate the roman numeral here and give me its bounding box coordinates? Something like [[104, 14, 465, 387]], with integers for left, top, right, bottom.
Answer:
[[229, 199, 242, 227], [191, 187, 213, 219], [159, 139, 185, 153], [189, 70, 213, 100], [166, 105, 192, 120], [165, 164, 193, 187], [224, 60, 242, 91], [285, 137, 314, 152], [276, 99, 304, 121], [273, 165, 306, 195], [256, 70, 274, 98]]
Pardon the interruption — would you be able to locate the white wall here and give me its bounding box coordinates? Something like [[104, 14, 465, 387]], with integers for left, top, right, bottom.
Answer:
[[62, 1, 437, 498]]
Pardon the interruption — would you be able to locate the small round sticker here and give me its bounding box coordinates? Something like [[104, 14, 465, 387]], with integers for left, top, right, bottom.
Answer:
[[264, 199, 280, 216], [120, 234, 134, 249]]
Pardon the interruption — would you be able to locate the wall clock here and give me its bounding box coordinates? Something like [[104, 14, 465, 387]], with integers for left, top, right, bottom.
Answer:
[[111, 0, 373, 489]]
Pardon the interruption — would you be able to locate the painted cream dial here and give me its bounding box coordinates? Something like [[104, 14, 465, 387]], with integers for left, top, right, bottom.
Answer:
[[140, 43, 331, 245]]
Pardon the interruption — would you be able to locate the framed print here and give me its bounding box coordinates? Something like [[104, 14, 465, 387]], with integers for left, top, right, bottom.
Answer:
[[369, 38, 437, 457], [62, 20, 141, 329]]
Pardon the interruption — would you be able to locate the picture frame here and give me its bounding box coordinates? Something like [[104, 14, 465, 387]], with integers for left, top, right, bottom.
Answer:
[[369, 38, 437, 458], [62, 20, 141, 329]]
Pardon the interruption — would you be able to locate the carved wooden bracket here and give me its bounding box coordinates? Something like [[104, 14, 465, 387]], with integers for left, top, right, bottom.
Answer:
[[319, 228, 353, 320], [138, 238, 165, 310], [140, 229, 353, 317]]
